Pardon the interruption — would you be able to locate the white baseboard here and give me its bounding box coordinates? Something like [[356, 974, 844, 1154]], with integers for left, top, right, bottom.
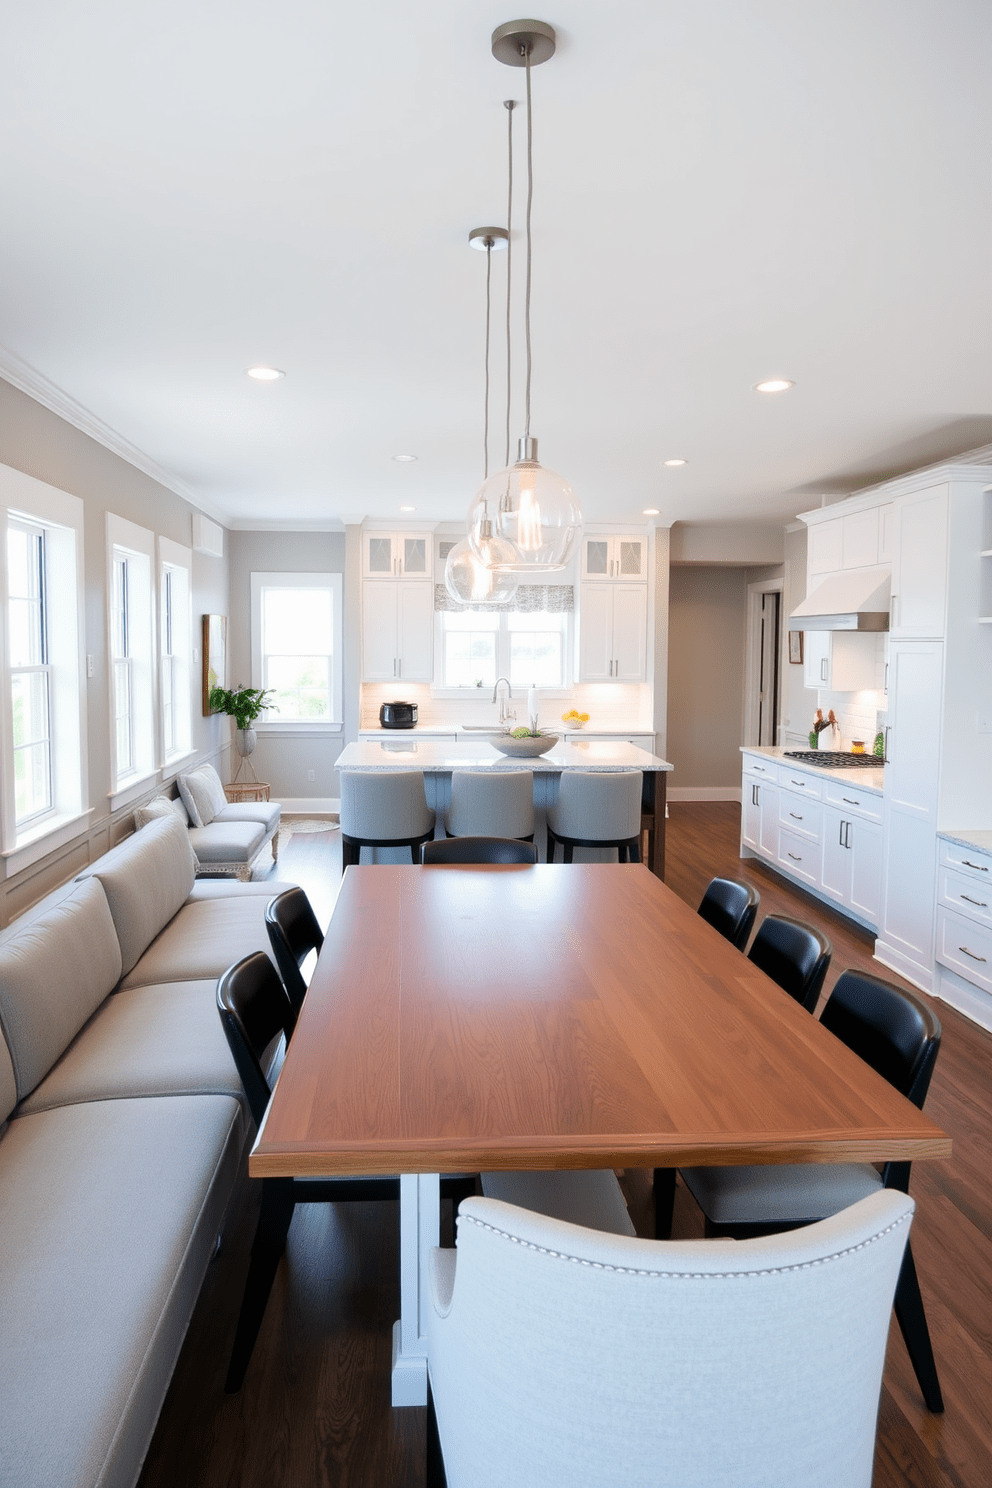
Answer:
[[276, 797, 340, 814], [668, 787, 742, 803], [934, 966, 992, 1033], [873, 941, 935, 995]]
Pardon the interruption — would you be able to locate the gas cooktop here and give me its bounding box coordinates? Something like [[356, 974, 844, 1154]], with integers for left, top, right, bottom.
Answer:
[[783, 750, 884, 769]]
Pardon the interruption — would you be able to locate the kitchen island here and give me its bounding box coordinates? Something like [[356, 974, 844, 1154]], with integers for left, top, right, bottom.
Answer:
[[334, 738, 673, 876]]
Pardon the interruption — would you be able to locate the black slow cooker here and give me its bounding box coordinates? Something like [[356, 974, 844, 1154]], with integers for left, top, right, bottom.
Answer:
[[379, 701, 418, 729]]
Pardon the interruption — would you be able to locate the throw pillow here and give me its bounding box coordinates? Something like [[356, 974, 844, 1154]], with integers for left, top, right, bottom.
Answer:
[[134, 796, 185, 830], [177, 763, 228, 827]]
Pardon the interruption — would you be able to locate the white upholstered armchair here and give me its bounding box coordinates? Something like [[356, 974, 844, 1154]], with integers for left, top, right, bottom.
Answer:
[[427, 1190, 913, 1488]]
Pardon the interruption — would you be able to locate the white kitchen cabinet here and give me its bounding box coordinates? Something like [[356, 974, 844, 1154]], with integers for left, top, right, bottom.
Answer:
[[882, 641, 943, 822], [890, 485, 948, 638], [841, 508, 879, 569], [808, 519, 843, 576], [878, 503, 896, 563], [579, 583, 647, 682], [361, 580, 433, 681], [363, 531, 432, 579], [581, 533, 647, 582], [742, 776, 778, 859], [821, 806, 882, 923], [803, 630, 878, 691]]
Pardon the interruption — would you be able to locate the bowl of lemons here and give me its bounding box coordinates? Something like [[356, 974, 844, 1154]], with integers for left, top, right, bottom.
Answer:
[[561, 709, 590, 729]]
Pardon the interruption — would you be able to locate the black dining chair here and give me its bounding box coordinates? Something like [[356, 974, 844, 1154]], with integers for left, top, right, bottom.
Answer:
[[696, 877, 760, 951], [422, 836, 538, 866], [747, 913, 832, 1013], [265, 886, 323, 1016], [676, 968, 945, 1412], [217, 952, 474, 1392]]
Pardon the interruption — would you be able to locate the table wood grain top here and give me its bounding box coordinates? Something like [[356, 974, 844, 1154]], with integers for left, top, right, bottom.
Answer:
[[250, 865, 951, 1178]]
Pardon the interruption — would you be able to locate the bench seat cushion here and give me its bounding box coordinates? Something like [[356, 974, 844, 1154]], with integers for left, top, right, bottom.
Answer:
[[121, 895, 280, 989], [185, 878, 297, 902], [18, 980, 282, 1120], [0, 1093, 242, 1488], [214, 801, 282, 831], [187, 820, 266, 863]]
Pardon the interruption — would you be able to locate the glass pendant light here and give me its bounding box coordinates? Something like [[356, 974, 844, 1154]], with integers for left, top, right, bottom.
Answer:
[[467, 20, 583, 573], [445, 228, 519, 606]]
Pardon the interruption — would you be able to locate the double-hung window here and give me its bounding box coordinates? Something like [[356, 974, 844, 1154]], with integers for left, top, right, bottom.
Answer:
[[250, 572, 343, 728], [158, 537, 192, 766], [1, 464, 86, 869], [107, 514, 156, 802], [435, 580, 574, 693]]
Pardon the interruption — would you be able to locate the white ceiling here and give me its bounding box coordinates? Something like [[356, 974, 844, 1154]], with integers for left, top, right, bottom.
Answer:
[[2, 1, 990, 530]]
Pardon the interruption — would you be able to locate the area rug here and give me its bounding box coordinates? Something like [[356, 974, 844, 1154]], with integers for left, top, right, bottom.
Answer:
[[278, 816, 339, 848]]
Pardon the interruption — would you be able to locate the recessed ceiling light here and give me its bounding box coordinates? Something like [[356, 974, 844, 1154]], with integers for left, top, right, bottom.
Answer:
[[663, 458, 687, 467], [393, 453, 418, 462], [399, 505, 416, 513], [642, 508, 660, 516], [246, 366, 284, 381], [754, 378, 794, 393]]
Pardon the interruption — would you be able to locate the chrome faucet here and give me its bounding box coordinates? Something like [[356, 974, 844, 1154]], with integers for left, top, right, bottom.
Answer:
[[492, 676, 513, 724]]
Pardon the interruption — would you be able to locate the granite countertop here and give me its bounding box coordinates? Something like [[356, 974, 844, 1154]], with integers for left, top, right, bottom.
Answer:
[[938, 829, 992, 855], [741, 744, 885, 796], [337, 739, 672, 772]]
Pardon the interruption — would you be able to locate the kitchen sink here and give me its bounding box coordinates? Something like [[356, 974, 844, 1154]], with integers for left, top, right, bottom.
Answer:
[[460, 724, 509, 732]]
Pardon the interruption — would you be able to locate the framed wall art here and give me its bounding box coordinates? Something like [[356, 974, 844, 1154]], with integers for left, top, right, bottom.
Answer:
[[788, 629, 804, 665], [202, 614, 228, 714]]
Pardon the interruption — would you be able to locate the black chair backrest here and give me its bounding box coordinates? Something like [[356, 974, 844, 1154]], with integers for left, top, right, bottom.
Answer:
[[265, 888, 324, 1015], [422, 836, 538, 866], [822, 969, 942, 1109], [697, 877, 760, 951], [217, 952, 298, 1127], [747, 914, 832, 1012]]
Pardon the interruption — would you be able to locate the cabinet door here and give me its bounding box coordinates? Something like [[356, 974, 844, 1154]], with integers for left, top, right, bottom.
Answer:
[[612, 586, 647, 680], [885, 641, 943, 820], [842, 509, 879, 569], [362, 582, 399, 680], [848, 817, 882, 923], [808, 519, 844, 576], [614, 536, 647, 580], [579, 584, 614, 680], [364, 534, 396, 577], [396, 582, 433, 680], [878, 503, 896, 563], [582, 538, 612, 580], [758, 783, 779, 859], [400, 535, 429, 577], [891, 485, 949, 638], [879, 807, 937, 970], [742, 779, 761, 851], [820, 807, 850, 906], [804, 631, 830, 690]]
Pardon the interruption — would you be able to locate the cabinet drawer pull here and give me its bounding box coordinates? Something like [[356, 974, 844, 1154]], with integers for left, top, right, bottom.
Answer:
[[962, 860, 989, 872], [842, 797, 860, 805], [753, 765, 766, 772], [958, 946, 987, 963], [788, 852, 802, 861], [789, 812, 803, 820], [961, 894, 988, 908], [789, 779, 805, 787]]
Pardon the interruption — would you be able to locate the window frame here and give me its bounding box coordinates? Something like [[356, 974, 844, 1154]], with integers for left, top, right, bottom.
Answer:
[[431, 601, 575, 700], [158, 536, 193, 769], [249, 571, 344, 733], [0, 464, 89, 873], [106, 513, 157, 807]]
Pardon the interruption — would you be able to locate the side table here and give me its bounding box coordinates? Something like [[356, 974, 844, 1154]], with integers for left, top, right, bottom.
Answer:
[[224, 781, 271, 803]]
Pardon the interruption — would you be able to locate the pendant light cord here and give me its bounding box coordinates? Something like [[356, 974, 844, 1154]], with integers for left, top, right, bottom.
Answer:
[[504, 99, 514, 468], [523, 43, 533, 442], [483, 240, 492, 480]]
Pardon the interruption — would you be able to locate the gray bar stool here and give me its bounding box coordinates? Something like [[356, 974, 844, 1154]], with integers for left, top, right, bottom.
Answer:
[[444, 770, 535, 842], [340, 770, 435, 869], [546, 770, 643, 863]]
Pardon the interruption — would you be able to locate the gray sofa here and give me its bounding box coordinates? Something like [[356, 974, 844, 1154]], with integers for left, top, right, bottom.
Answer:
[[0, 812, 295, 1488]]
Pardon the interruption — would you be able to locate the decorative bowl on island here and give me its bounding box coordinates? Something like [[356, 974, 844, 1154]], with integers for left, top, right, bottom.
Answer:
[[493, 730, 559, 758]]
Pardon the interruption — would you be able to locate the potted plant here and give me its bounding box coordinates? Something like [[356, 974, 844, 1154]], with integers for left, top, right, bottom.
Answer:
[[208, 684, 277, 766]]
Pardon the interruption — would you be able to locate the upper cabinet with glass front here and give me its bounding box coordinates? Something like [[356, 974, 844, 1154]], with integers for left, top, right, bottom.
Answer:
[[363, 532, 432, 580], [581, 533, 647, 582]]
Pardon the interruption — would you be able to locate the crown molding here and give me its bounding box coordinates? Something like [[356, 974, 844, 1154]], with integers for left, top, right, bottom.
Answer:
[[0, 345, 234, 528], [229, 517, 346, 532]]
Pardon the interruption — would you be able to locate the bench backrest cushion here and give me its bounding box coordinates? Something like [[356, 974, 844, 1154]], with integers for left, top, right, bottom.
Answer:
[[84, 813, 197, 976], [0, 877, 123, 1101]]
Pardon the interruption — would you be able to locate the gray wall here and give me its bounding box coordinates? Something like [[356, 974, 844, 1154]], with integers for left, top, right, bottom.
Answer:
[[0, 378, 229, 922], [228, 528, 350, 802], [667, 565, 748, 791]]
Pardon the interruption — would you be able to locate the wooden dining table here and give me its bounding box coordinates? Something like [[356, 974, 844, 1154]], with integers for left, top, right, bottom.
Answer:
[[251, 863, 951, 1406]]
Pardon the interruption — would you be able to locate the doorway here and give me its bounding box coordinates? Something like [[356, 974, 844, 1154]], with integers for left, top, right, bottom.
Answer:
[[744, 578, 783, 747]]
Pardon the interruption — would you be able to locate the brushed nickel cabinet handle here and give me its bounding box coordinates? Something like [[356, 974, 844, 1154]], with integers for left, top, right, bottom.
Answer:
[[842, 796, 860, 805], [958, 946, 987, 963], [962, 860, 989, 872], [961, 894, 988, 908], [788, 852, 801, 861]]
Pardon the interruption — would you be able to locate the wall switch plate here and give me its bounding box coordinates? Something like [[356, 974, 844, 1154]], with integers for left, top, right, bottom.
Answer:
[[86, 654, 95, 677], [307, 769, 316, 782], [977, 712, 992, 734]]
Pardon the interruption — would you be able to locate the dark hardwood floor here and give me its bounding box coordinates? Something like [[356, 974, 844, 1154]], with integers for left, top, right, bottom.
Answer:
[[138, 805, 992, 1488]]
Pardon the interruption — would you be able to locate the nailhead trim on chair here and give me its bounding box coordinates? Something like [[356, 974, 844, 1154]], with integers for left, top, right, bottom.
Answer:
[[457, 1210, 912, 1279]]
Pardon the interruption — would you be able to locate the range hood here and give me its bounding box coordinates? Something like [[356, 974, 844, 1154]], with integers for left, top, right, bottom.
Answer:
[[790, 566, 890, 631]]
